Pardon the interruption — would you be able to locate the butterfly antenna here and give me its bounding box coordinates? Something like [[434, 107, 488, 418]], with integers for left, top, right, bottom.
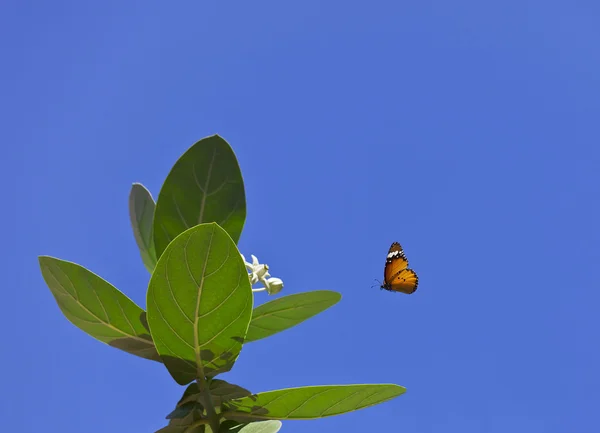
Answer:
[[371, 279, 382, 289]]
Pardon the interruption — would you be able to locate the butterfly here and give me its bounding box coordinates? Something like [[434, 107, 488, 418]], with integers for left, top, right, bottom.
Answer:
[[380, 242, 419, 294]]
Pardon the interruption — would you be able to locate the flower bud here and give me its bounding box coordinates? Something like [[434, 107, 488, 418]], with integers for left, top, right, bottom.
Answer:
[[265, 277, 284, 295]]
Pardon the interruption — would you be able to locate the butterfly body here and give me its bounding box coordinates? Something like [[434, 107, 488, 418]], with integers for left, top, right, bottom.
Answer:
[[381, 242, 419, 294]]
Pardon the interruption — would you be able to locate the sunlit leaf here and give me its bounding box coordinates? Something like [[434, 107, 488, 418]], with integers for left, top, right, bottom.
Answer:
[[223, 384, 405, 420], [38, 256, 160, 361], [246, 291, 341, 343], [153, 135, 246, 259], [147, 223, 253, 385], [220, 421, 282, 433], [129, 182, 157, 273]]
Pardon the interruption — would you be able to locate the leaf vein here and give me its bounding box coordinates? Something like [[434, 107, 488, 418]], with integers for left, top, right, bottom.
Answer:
[[115, 295, 137, 335], [354, 389, 384, 408], [207, 179, 236, 197], [44, 265, 151, 345], [198, 284, 248, 348], [286, 389, 334, 417], [172, 195, 190, 229], [164, 244, 194, 325], [197, 147, 217, 225], [192, 224, 215, 378], [85, 276, 110, 324], [150, 287, 195, 351], [198, 247, 241, 319], [218, 197, 241, 228], [252, 300, 336, 320], [319, 390, 361, 416]]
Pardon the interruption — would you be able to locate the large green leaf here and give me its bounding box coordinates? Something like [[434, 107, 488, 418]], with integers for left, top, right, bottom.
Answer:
[[147, 223, 253, 385], [153, 135, 246, 260], [222, 384, 405, 421], [129, 182, 157, 273], [38, 256, 160, 361], [245, 291, 341, 343]]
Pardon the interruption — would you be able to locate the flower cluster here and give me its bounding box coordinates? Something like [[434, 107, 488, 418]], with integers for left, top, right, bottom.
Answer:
[[241, 254, 284, 295]]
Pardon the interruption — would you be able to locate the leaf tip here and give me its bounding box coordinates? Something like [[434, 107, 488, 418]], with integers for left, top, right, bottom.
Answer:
[[390, 384, 407, 395], [38, 255, 52, 265]]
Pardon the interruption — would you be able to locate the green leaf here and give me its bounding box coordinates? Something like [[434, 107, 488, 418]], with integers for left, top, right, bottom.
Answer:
[[220, 421, 282, 433], [147, 223, 253, 385], [156, 410, 205, 433], [246, 291, 341, 343], [166, 401, 203, 420], [153, 135, 246, 260], [38, 256, 160, 362], [129, 182, 158, 273], [223, 384, 405, 421], [177, 380, 252, 409], [176, 382, 204, 408], [208, 380, 253, 406]]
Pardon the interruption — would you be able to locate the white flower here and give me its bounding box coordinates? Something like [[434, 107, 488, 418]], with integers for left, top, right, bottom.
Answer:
[[264, 277, 284, 295], [240, 253, 284, 295], [241, 254, 269, 285]]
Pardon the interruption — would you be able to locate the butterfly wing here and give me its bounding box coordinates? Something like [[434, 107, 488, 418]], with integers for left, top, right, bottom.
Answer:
[[383, 242, 409, 279], [382, 242, 419, 294], [387, 268, 419, 294]]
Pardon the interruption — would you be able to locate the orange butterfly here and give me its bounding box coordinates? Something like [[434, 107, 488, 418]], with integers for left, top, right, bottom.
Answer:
[[380, 242, 419, 294]]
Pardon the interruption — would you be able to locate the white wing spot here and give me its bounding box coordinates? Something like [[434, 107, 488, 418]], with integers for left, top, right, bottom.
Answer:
[[387, 251, 403, 259]]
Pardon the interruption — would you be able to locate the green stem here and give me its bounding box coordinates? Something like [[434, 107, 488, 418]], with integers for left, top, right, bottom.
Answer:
[[197, 376, 220, 433]]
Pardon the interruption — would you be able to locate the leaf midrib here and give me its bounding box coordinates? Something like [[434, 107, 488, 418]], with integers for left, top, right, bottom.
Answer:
[[44, 262, 153, 347], [137, 193, 154, 253], [197, 147, 217, 225], [226, 391, 399, 421], [251, 300, 335, 321], [192, 226, 215, 378]]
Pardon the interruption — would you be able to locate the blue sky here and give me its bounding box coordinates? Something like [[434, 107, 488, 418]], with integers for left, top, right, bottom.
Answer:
[[2, 1, 599, 432]]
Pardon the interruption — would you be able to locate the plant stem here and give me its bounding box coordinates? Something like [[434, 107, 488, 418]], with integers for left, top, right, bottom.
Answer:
[[197, 376, 220, 433]]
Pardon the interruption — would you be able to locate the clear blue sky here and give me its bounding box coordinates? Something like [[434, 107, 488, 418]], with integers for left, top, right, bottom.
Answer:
[[2, 1, 599, 432]]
